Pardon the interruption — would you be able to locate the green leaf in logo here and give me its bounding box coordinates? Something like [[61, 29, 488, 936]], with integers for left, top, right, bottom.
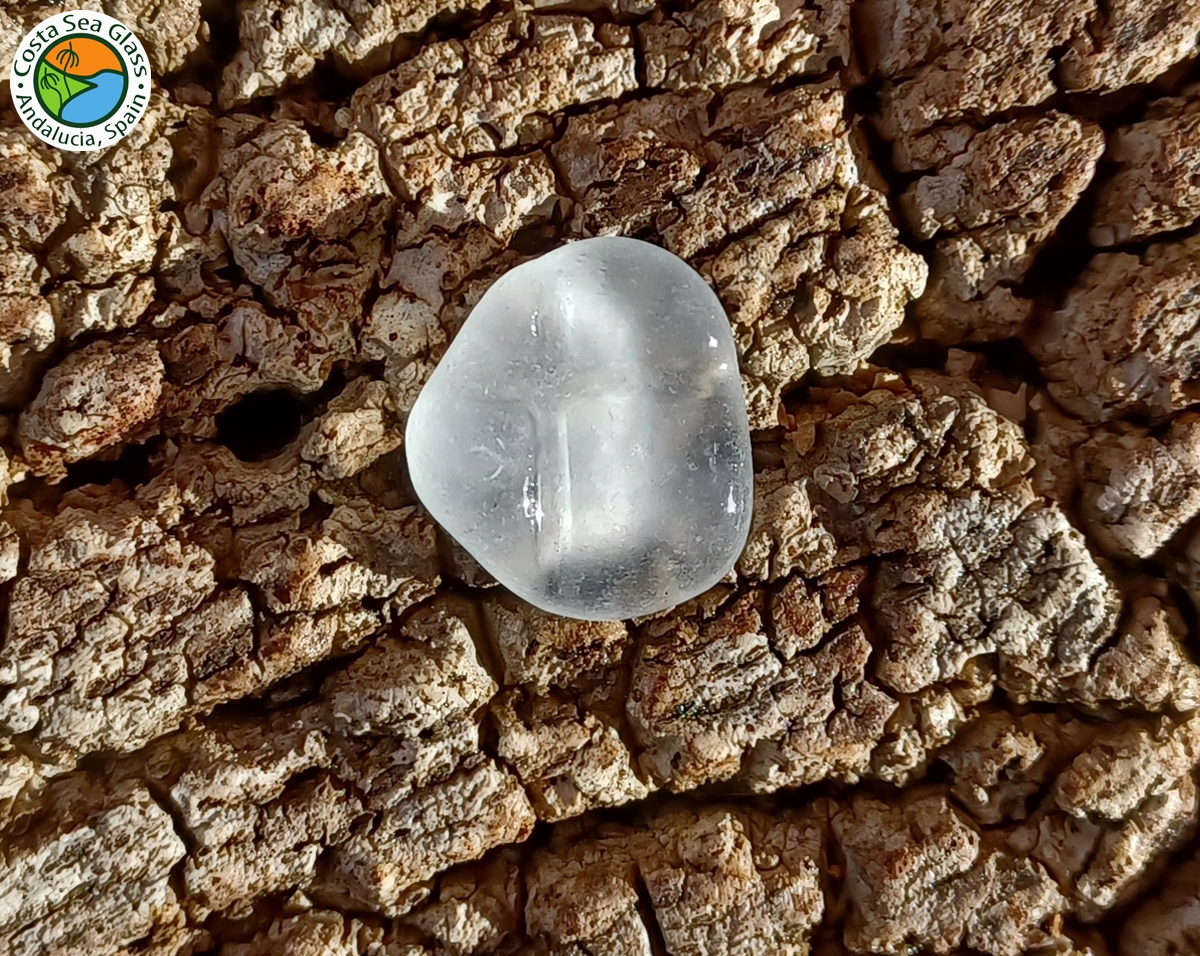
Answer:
[[35, 58, 95, 119]]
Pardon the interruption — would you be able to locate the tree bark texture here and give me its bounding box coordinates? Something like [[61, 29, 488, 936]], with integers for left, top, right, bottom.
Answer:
[[2, 1, 1200, 953]]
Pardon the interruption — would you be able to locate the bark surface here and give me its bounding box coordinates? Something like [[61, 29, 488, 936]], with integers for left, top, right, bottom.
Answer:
[[2, 1, 1200, 953]]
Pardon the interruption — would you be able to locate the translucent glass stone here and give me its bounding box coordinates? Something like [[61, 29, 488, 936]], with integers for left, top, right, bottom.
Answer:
[[405, 237, 753, 620]]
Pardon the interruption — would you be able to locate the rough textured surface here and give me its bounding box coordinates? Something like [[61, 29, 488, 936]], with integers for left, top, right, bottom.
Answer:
[[221, 0, 488, 106], [551, 83, 926, 427], [1092, 87, 1200, 246], [527, 804, 826, 955], [1076, 414, 1200, 558], [858, 0, 1200, 140], [0, 0, 205, 76], [3, 0, 1200, 953], [897, 113, 1104, 344], [1029, 231, 1200, 423], [17, 339, 164, 478], [639, 0, 850, 90]]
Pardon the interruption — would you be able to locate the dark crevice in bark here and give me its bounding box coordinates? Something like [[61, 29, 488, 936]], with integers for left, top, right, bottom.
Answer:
[[1020, 176, 1111, 316], [58, 435, 162, 493], [214, 389, 307, 461], [632, 869, 670, 956], [166, 0, 241, 102], [867, 338, 1047, 404], [213, 364, 350, 462], [199, 891, 310, 948]]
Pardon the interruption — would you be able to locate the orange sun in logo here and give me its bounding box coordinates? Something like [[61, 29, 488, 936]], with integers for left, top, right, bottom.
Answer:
[[44, 36, 122, 77]]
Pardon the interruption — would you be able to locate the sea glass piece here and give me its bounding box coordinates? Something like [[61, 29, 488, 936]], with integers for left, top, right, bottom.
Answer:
[[405, 236, 753, 620]]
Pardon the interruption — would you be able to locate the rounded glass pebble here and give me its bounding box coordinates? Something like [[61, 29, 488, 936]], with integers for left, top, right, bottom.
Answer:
[[405, 236, 753, 620]]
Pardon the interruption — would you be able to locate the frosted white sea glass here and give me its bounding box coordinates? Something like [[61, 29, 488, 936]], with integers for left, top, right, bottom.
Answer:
[[405, 236, 753, 620]]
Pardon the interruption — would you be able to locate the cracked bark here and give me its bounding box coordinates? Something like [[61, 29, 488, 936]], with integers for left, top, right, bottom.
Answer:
[[3, 0, 1200, 953]]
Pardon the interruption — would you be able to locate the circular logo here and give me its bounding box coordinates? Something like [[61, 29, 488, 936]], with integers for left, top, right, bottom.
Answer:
[[9, 11, 150, 151]]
